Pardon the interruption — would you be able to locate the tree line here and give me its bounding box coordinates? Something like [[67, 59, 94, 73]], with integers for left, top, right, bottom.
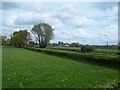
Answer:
[[0, 23, 54, 48]]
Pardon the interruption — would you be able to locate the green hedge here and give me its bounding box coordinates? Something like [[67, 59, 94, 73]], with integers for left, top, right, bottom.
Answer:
[[24, 47, 119, 68], [49, 47, 80, 52], [81, 45, 95, 53]]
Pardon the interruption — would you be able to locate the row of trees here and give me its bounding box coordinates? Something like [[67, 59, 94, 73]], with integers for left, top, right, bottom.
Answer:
[[0, 22, 89, 48], [52, 42, 81, 47], [0, 23, 54, 48], [0, 30, 31, 47]]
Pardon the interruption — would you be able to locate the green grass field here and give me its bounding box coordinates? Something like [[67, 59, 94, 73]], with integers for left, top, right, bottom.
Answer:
[[95, 48, 118, 54], [0, 45, 2, 89], [2, 46, 118, 88], [47, 46, 118, 54]]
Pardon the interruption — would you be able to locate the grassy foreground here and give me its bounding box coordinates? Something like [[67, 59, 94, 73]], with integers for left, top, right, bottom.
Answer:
[[2, 46, 118, 88], [0, 45, 2, 89]]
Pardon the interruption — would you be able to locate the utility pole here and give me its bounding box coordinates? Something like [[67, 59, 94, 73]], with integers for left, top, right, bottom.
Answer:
[[105, 35, 108, 46], [107, 37, 108, 46]]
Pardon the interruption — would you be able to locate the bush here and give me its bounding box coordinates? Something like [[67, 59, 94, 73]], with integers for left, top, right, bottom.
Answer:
[[81, 45, 95, 53], [69, 43, 80, 47]]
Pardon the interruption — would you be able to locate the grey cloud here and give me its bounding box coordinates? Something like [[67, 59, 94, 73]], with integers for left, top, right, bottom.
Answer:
[[2, 2, 21, 10], [2, 2, 44, 13], [15, 16, 43, 25], [93, 2, 117, 10]]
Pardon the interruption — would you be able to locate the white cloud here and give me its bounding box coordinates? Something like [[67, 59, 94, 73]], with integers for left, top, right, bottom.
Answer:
[[15, 11, 45, 25], [14, 10, 63, 29], [2, 11, 17, 26], [71, 16, 97, 28], [2, 2, 118, 45]]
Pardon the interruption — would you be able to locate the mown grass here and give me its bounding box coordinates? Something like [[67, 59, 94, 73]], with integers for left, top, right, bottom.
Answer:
[[2, 46, 118, 88]]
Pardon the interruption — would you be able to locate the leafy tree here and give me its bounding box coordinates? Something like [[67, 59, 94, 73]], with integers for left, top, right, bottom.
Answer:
[[0, 36, 7, 45], [69, 42, 80, 47], [81, 45, 95, 53], [58, 41, 63, 46], [11, 30, 31, 47], [32, 23, 54, 48], [58, 41, 61, 46], [6, 38, 11, 45]]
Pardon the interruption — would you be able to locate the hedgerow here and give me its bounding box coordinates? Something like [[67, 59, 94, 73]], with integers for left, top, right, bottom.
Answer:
[[48, 47, 80, 52], [24, 47, 119, 68]]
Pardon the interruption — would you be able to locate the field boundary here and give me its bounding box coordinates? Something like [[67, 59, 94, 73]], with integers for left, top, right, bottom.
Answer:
[[24, 47, 119, 68]]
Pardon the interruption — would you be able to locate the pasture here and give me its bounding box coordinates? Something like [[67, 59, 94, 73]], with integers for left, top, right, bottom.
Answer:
[[47, 46, 118, 54], [2, 46, 118, 88]]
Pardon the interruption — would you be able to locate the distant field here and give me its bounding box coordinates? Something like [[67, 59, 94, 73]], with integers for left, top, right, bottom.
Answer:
[[95, 48, 118, 54], [47, 46, 118, 54], [2, 46, 118, 88]]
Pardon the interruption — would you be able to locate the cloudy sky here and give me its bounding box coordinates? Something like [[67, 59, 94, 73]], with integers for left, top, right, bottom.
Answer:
[[1, 1, 118, 45]]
